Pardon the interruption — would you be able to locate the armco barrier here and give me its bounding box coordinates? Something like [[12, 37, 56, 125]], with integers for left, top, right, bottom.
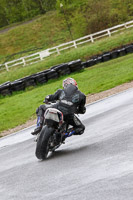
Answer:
[[0, 44, 133, 96]]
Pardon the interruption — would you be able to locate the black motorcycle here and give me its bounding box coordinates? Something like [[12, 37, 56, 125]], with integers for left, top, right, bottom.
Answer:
[[35, 106, 75, 160]]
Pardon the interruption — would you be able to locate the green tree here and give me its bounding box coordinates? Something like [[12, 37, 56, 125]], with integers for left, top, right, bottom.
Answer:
[[0, 0, 57, 28]]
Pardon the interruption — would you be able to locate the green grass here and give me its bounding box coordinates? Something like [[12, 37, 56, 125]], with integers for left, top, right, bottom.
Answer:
[[0, 53, 133, 134], [0, 0, 133, 63], [0, 27, 133, 85], [0, 11, 72, 63]]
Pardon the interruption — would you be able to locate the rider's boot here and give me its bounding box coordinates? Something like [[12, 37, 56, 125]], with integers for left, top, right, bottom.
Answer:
[[31, 116, 43, 135], [61, 128, 74, 143], [73, 126, 85, 135]]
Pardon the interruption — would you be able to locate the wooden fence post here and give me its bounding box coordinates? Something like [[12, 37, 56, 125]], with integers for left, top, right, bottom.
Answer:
[[107, 30, 111, 37], [5, 63, 9, 71], [22, 58, 26, 66], [74, 41, 77, 48], [56, 47, 60, 55], [90, 35, 94, 43]]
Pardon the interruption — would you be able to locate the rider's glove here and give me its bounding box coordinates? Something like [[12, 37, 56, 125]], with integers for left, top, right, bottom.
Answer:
[[77, 106, 86, 114]]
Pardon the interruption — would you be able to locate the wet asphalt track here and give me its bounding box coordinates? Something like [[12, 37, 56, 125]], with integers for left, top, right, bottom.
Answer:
[[1, 88, 133, 200]]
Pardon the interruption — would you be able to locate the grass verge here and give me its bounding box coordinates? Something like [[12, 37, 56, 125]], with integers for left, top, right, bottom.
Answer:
[[0, 28, 133, 85], [0, 53, 133, 133]]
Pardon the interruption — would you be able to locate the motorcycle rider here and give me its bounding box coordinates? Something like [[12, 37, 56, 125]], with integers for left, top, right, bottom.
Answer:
[[31, 78, 86, 136]]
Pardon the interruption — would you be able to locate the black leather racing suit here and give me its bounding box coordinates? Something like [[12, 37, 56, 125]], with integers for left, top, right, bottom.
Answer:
[[36, 84, 86, 135]]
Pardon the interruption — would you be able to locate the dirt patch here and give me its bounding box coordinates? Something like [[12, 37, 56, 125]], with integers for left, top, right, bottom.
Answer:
[[1, 81, 133, 137]]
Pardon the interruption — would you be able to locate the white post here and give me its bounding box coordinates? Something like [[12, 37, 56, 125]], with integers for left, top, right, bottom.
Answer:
[[124, 23, 127, 29], [39, 53, 43, 60], [107, 29, 111, 37], [73, 41, 77, 48], [5, 63, 9, 71], [56, 47, 60, 55], [22, 58, 26, 66], [90, 35, 94, 43]]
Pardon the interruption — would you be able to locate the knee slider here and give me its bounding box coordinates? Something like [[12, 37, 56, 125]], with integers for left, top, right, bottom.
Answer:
[[40, 104, 47, 111]]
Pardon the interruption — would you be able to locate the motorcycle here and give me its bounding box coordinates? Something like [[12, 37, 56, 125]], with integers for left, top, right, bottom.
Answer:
[[35, 104, 75, 160]]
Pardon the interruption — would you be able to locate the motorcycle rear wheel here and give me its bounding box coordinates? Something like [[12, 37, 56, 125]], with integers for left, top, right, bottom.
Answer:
[[35, 125, 54, 160]]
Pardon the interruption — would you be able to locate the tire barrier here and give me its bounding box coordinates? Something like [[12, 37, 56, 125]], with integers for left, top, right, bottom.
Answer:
[[0, 43, 133, 96], [125, 45, 133, 53], [51, 63, 71, 76], [68, 59, 82, 72], [82, 44, 133, 69], [117, 48, 126, 57], [45, 69, 58, 80], [85, 59, 95, 68], [94, 56, 103, 64], [22, 76, 36, 87], [0, 82, 12, 96], [110, 50, 119, 59], [102, 52, 111, 62], [11, 80, 25, 92], [34, 71, 47, 84]]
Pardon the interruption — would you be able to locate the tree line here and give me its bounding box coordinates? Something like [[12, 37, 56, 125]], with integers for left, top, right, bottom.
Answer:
[[0, 0, 133, 29], [0, 0, 56, 28], [61, 0, 133, 38]]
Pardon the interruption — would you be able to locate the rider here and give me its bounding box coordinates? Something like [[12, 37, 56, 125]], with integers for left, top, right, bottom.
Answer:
[[31, 78, 86, 136]]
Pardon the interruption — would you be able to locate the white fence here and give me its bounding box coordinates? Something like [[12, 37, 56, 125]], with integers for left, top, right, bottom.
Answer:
[[1, 20, 133, 71]]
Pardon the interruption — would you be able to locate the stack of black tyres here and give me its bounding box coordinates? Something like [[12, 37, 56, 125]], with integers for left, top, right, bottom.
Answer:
[[85, 59, 95, 68], [81, 61, 87, 68], [22, 75, 36, 87], [110, 50, 119, 59], [83, 44, 133, 68], [51, 63, 71, 76], [34, 71, 47, 84], [11, 80, 25, 92], [0, 82, 11, 96], [1, 43, 133, 97], [117, 47, 126, 57], [94, 56, 103, 64], [68, 59, 82, 72], [125, 44, 133, 53], [102, 52, 111, 62], [10, 76, 36, 92], [45, 69, 58, 80]]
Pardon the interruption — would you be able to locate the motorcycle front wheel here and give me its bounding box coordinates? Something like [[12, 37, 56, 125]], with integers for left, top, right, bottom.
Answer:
[[35, 125, 54, 160]]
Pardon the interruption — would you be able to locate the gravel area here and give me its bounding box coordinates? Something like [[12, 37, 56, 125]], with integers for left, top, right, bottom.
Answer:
[[1, 81, 133, 137]]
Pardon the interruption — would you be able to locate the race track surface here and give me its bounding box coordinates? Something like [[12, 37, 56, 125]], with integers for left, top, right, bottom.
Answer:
[[0, 88, 133, 200]]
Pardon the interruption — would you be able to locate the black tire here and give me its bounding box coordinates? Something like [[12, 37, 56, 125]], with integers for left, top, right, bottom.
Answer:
[[35, 126, 54, 160]]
